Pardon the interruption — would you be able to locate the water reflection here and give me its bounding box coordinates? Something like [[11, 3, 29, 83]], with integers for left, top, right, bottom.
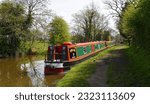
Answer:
[[21, 60, 46, 87], [0, 56, 64, 87]]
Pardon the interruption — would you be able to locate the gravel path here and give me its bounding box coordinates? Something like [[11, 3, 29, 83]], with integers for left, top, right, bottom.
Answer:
[[88, 47, 128, 87]]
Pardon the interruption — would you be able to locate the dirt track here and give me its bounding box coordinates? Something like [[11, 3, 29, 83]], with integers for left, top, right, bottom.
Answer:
[[88, 46, 128, 87]]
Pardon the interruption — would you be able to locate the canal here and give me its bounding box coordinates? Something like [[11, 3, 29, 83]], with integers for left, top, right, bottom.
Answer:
[[0, 56, 65, 87]]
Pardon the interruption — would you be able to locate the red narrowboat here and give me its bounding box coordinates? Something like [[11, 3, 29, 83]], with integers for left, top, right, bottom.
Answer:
[[44, 41, 114, 74]]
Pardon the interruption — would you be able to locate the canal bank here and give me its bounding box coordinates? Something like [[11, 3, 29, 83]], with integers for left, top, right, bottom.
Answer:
[[0, 41, 66, 87], [56, 45, 127, 87]]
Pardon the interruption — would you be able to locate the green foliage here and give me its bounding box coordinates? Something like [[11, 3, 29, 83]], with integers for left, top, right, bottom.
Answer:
[[107, 46, 131, 86], [120, 0, 150, 49], [0, 1, 25, 56], [120, 2, 140, 45], [108, 46, 150, 87], [48, 16, 71, 45], [56, 46, 118, 87], [126, 47, 150, 86], [107, 45, 150, 87], [71, 34, 85, 43], [30, 41, 48, 55], [102, 31, 112, 41], [107, 0, 150, 86], [0, 0, 50, 57], [137, 0, 150, 49]]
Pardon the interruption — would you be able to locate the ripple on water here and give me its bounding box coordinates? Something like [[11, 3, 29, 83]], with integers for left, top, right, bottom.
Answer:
[[20, 60, 65, 87]]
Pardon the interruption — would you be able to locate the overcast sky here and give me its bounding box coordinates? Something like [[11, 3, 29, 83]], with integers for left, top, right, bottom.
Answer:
[[50, 0, 115, 29], [50, 0, 105, 23]]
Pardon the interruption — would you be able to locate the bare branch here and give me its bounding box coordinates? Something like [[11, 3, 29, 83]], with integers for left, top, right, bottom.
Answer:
[[72, 3, 109, 41], [104, 0, 127, 18]]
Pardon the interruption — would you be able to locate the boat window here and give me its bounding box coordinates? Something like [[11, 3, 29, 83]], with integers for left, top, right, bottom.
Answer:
[[69, 48, 76, 59]]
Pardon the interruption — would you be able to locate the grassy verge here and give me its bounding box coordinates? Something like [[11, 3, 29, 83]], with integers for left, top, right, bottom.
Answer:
[[126, 47, 150, 86], [106, 46, 129, 86], [56, 46, 120, 87], [107, 46, 150, 87]]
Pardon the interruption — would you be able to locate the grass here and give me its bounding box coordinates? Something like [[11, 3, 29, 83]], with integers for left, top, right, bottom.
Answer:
[[107, 61, 129, 86], [20, 41, 49, 56], [30, 41, 49, 60], [56, 46, 120, 87], [107, 46, 150, 87], [106, 45, 129, 86], [32, 41, 49, 55], [125, 47, 150, 86]]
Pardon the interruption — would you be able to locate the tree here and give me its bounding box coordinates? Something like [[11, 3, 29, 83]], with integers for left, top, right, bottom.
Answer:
[[121, 0, 150, 50], [72, 3, 109, 42], [0, 1, 25, 56], [114, 34, 124, 44], [102, 31, 112, 41], [48, 16, 71, 45], [104, 0, 135, 45], [104, 0, 134, 19], [12, 0, 51, 29], [12, 0, 52, 53]]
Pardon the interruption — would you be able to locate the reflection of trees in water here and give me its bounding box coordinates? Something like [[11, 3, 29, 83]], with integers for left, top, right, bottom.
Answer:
[[22, 56, 46, 87], [0, 58, 31, 86], [0, 57, 64, 86]]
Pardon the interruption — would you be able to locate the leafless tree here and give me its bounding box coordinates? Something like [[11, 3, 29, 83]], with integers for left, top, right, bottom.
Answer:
[[104, 0, 126, 19], [104, 0, 134, 19], [12, 0, 51, 29], [72, 3, 109, 42]]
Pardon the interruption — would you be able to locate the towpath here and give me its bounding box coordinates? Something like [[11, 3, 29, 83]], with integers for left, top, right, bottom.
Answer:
[[88, 46, 129, 87]]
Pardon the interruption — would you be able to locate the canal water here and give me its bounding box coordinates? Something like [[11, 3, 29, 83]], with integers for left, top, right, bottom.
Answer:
[[0, 56, 65, 87]]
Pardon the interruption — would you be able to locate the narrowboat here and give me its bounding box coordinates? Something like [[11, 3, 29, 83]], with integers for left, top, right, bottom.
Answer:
[[44, 41, 114, 74]]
